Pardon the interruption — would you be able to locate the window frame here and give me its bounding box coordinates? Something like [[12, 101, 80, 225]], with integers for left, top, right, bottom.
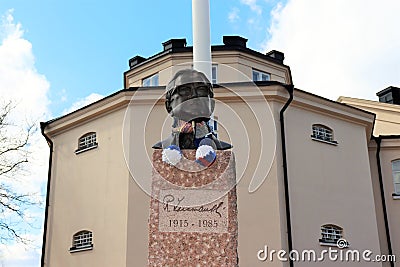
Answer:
[[75, 132, 98, 154], [319, 224, 346, 247], [311, 124, 338, 145], [142, 73, 159, 87], [211, 64, 218, 84], [252, 69, 271, 82], [392, 159, 400, 198], [70, 230, 94, 253], [210, 115, 218, 138]]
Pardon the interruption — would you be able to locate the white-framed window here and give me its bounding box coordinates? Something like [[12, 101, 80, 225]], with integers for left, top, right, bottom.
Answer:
[[392, 160, 400, 195], [142, 73, 159, 86], [252, 69, 271, 82], [311, 124, 337, 144], [211, 64, 217, 84], [70, 230, 93, 252], [210, 115, 218, 138], [319, 224, 343, 245], [76, 132, 98, 154]]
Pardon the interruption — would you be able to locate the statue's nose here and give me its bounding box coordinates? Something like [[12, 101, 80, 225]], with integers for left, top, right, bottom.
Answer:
[[185, 85, 199, 98], [192, 87, 199, 97]]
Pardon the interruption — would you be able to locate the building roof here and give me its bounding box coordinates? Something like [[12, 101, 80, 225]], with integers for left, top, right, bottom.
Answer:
[[338, 96, 400, 114], [125, 35, 288, 73]]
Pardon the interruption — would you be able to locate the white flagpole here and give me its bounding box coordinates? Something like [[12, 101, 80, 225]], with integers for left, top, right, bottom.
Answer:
[[192, 0, 212, 82]]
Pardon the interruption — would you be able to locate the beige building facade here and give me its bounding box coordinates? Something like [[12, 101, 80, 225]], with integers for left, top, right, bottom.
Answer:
[[41, 36, 399, 266], [339, 96, 400, 267]]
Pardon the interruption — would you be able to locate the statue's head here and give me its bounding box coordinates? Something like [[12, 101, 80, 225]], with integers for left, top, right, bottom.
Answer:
[[165, 69, 214, 122]]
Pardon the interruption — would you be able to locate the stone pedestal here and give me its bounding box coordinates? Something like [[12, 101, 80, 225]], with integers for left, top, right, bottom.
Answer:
[[148, 150, 238, 267]]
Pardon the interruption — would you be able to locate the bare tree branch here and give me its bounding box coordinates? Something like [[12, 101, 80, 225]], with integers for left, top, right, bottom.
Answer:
[[0, 101, 39, 245]]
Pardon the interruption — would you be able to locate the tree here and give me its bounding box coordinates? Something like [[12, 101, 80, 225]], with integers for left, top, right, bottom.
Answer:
[[0, 101, 37, 244]]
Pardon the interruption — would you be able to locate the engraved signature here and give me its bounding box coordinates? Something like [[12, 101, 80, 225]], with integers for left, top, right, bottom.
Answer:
[[162, 194, 224, 218]]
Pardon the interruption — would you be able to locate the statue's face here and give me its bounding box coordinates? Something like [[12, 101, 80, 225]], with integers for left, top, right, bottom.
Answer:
[[169, 73, 214, 122]]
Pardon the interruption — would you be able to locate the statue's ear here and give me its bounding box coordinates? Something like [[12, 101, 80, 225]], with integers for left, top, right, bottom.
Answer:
[[165, 90, 173, 113], [210, 98, 215, 113], [165, 99, 172, 113]]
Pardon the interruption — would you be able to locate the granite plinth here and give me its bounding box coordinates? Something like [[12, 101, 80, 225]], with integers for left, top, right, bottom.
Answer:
[[148, 150, 238, 267]]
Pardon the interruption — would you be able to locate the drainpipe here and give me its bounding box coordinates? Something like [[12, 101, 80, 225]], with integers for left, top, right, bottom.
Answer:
[[40, 122, 53, 267], [373, 136, 394, 267], [279, 84, 294, 267]]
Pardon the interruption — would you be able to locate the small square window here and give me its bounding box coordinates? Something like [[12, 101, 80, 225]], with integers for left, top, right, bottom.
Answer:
[[75, 132, 98, 154], [319, 225, 346, 247], [143, 73, 159, 87], [70, 230, 93, 252], [311, 124, 337, 145], [252, 69, 271, 82]]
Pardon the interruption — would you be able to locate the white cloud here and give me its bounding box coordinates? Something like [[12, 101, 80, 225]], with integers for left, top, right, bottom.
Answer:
[[62, 93, 104, 115], [264, 0, 400, 101], [0, 11, 50, 119], [0, 233, 42, 267], [0, 8, 50, 196], [0, 9, 51, 266], [228, 7, 240, 23], [241, 0, 262, 15], [0, 11, 103, 267]]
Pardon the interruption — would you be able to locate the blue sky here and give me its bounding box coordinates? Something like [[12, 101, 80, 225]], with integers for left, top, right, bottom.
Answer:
[[0, 0, 282, 117], [0, 0, 399, 266]]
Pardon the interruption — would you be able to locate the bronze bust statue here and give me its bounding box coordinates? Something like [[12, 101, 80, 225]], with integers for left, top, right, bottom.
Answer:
[[153, 69, 231, 150]]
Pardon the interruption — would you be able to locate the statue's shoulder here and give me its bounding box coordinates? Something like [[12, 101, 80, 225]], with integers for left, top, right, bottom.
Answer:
[[152, 141, 163, 149], [152, 134, 177, 149], [207, 134, 232, 150], [217, 140, 232, 150]]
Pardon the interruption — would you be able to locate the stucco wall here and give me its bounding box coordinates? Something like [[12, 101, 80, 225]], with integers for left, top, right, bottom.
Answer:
[[376, 141, 400, 265], [44, 108, 130, 266], [284, 103, 382, 266]]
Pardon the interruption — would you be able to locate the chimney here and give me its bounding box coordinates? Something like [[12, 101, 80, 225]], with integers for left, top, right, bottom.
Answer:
[[266, 50, 285, 64], [192, 0, 212, 82], [223, 36, 248, 48], [162, 38, 187, 51], [129, 56, 147, 69], [377, 86, 400, 105]]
